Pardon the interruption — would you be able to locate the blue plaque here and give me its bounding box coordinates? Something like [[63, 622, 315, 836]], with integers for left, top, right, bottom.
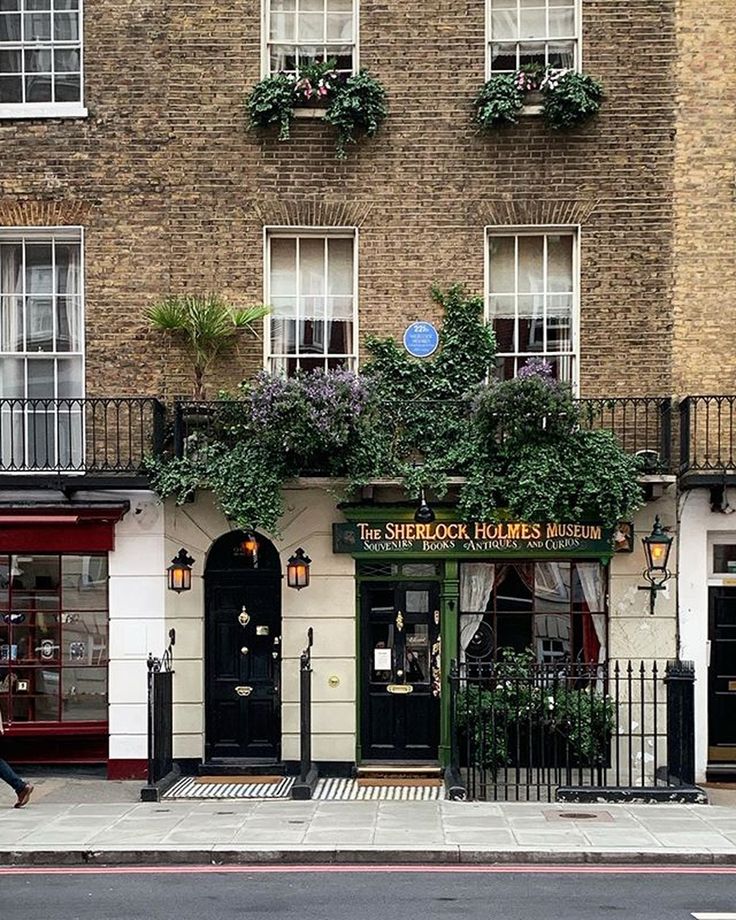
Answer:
[[403, 321, 439, 358]]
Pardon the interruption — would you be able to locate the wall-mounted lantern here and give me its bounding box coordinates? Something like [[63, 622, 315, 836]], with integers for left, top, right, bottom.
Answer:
[[167, 548, 195, 593], [286, 548, 311, 590], [242, 531, 259, 566], [638, 516, 673, 615]]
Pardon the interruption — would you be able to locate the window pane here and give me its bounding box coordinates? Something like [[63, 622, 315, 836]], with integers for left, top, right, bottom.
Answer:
[[26, 296, 53, 350], [57, 355, 82, 397], [53, 10, 78, 40], [299, 238, 325, 295], [24, 12, 50, 40], [25, 244, 53, 293], [534, 562, 571, 612], [489, 295, 514, 352], [327, 238, 352, 294], [62, 666, 107, 721], [270, 45, 297, 72], [491, 9, 517, 39], [549, 7, 575, 37], [518, 42, 546, 68], [517, 295, 543, 352], [270, 11, 295, 41], [0, 296, 23, 351], [548, 234, 573, 291], [25, 48, 51, 72], [327, 318, 351, 354], [518, 236, 544, 293], [300, 0, 324, 10], [519, 7, 544, 39], [326, 13, 351, 41], [298, 317, 324, 352], [298, 12, 324, 41], [0, 15, 22, 42], [547, 40, 575, 69], [271, 318, 296, 354], [26, 357, 54, 396], [62, 612, 108, 665], [26, 72, 52, 101], [0, 74, 21, 101], [62, 557, 108, 611], [489, 236, 515, 292], [0, 48, 21, 72], [270, 0, 296, 10], [327, 0, 352, 9], [534, 615, 572, 663], [54, 71, 79, 101], [53, 47, 78, 71], [0, 356, 24, 397], [270, 238, 296, 296]]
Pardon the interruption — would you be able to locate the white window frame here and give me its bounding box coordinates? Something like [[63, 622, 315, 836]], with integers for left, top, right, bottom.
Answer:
[[485, 0, 582, 79], [261, 0, 360, 77], [484, 225, 580, 391], [263, 226, 359, 375], [0, 225, 86, 471], [0, 0, 87, 120]]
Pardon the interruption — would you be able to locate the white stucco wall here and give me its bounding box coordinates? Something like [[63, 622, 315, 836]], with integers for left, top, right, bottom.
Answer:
[[75, 489, 166, 767], [163, 484, 356, 765], [678, 487, 735, 783]]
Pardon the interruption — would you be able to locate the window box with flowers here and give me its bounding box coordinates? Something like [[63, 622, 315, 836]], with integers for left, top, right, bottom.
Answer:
[[247, 60, 388, 159], [475, 65, 603, 131]]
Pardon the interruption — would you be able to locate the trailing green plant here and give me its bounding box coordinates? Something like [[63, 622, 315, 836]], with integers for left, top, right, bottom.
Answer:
[[146, 294, 269, 399], [246, 72, 297, 141], [324, 69, 388, 159], [147, 286, 642, 534], [456, 648, 615, 775], [475, 66, 603, 132], [541, 68, 603, 129], [247, 59, 387, 158], [474, 74, 524, 129]]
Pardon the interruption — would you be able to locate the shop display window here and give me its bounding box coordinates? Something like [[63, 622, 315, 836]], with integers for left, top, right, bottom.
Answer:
[[458, 560, 607, 665], [0, 553, 108, 724]]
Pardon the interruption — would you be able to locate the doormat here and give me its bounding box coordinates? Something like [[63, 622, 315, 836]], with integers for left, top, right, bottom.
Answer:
[[164, 776, 295, 799], [196, 775, 284, 785], [163, 775, 444, 801], [315, 778, 445, 800], [356, 777, 443, 788]]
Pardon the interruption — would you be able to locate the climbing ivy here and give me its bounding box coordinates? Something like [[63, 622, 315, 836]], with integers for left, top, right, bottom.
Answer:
[[148, 285, 642, 533]]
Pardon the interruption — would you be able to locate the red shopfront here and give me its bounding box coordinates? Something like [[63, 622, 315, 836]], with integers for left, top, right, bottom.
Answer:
[[0, 504, 127, 764]]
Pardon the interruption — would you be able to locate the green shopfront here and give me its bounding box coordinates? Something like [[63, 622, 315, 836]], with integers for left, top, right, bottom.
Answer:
[[335, 511, 618, 767]]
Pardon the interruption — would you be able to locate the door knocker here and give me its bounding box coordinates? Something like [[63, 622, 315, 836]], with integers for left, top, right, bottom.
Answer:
[[238, 606, 250, 627], [235, 685, 253, 697]]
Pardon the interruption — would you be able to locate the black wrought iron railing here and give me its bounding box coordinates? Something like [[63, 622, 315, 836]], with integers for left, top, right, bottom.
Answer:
[[449, 658, 696, 802], [578, 397, 672, 473], [0, 398, 165, 473], [679, 395, 736, 473], [173, 396, 675, 473]]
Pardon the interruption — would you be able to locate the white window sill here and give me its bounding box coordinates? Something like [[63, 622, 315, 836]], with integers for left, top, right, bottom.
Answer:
[[0, 103, 88, 120], [293, 107, 327, 120], [520, 104, 543, 116]]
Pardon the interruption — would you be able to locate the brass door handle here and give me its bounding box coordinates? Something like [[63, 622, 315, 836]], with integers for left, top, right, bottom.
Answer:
[[396, 610, 404, 632], [235, 685, 253, 697]]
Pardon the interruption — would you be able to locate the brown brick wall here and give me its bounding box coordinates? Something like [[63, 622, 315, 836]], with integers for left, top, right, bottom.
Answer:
[[672, 1, 736, 396], [0, 0, 678, 399]]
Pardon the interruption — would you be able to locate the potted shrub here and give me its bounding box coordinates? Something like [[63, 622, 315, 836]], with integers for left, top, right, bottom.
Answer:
[[247, 59, 387, 158], [146, 294, 269, 401]]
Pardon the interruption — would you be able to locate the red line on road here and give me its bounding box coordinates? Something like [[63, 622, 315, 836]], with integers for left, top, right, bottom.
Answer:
[[0, 865, 735, 876]]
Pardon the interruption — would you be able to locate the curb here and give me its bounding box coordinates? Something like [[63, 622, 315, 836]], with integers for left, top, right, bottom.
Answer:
[[1, 848, 736, 868]]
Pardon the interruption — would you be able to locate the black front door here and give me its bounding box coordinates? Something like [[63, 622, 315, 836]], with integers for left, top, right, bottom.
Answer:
[[361, 581, 440, 761], [205, 574, 281, 761], [709, 587, 736, 760]]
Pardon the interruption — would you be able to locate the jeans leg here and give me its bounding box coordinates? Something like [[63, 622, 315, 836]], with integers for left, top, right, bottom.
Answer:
[[0, 757, 26, 795]]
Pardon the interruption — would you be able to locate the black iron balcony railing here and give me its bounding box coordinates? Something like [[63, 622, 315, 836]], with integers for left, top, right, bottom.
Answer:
[[0, 398, 165, 474], [578, 397, 672, 474], [173, 396, 674, 474], [679, 396, 736, 474]]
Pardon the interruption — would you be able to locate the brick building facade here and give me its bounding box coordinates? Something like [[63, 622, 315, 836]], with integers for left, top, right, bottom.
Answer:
[[0, 1, 733, 789]]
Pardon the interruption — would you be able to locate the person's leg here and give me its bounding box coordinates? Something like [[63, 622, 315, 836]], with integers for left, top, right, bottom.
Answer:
[[0, 757, 26, 795]]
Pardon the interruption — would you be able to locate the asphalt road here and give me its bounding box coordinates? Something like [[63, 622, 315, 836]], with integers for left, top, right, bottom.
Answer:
[[1, 867, 736, 920]]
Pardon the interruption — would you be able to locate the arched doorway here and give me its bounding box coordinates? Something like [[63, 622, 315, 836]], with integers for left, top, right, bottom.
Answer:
[[204, 530, 282, 763]]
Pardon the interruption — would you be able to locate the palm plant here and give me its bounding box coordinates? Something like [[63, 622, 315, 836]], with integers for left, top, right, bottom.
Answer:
[[147, 294, 269, 399]]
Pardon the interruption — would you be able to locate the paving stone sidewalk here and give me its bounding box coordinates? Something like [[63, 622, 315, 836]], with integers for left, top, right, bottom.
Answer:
[[1, 785, 736, 866]]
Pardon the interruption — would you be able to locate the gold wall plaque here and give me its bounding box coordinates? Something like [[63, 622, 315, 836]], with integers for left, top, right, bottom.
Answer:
[[387, 683, 413, 694], [235, 685, 253, 697], [729, 681, 736, 692]]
